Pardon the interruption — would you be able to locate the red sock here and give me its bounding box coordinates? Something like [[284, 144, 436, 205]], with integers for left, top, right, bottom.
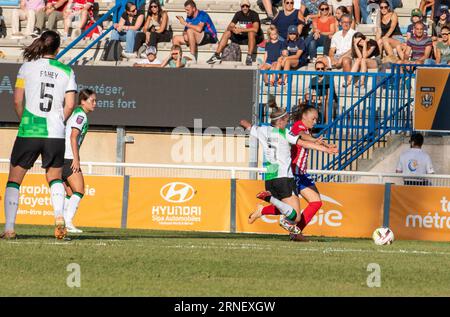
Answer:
[[298, 201, 322, 231], [261, 205, 281, 215]]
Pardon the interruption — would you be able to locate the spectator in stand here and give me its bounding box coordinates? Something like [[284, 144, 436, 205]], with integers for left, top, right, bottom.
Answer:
[[309, 60, 338, 123], [111, 1, 144, 57], [435, 26, 450, 64], [396, 132, 434, 186], [63, 0, 94, 39], [406, 8, 428, 40], [260, 25, 284, 85], [172, 0, 218, 62], [318, 14, 355, 76], [133, 45, 162, 67], [206, 0, 264, 66], [346, 32, 380, 87], [275, 25, 308, 84], [398, 21, 433, 64], [161, 44, 187, 68], [35, 0, 69, 35], [376, 0, 403, 57], [136, 0, 172, 56], [431, 6, 450, 40], [328, 0, 360, 23], [272, 0, 305, 41], [11, 0, 45, 39], [360, 0, 403, 24], [257, 0, 283, 25], [307, 2, 336, 63], [420, 0, 450, 23], [334, 5, 356, 30]]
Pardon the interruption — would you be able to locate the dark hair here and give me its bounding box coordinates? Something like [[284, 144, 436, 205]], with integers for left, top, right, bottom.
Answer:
[[290, 103, 318, 122], [351, 32, 366, 58], [23, 30, 60, 61], [78, 89, 95, 106], [184, 0, 196, 8], [410, 133, 424, 147], [126, 1, 136, 11], [336, 5, 350, 17], [268, 101, 288, 124], [148, 0, 163, 23], [379, 0, 391, 10]]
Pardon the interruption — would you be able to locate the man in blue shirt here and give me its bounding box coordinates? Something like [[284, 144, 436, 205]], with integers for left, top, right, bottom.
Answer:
[[172, 0, 218, 61]]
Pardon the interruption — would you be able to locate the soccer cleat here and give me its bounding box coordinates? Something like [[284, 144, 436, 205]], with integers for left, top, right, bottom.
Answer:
[[0, 231, 17, 240], [279, 216, 302, 234], [54, 217, 67, 240], [206, 53, 221, 64], [66, 224, 83, 234], [289, 232, 308, 242], [256, 190, 272, 202], [248, 204, 264, 224]]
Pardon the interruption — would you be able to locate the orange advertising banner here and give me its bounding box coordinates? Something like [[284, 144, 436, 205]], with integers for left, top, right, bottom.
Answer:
[[390, 186, 450, 241], [127, 178, 230, 232], [0, 173, 124, 228], [236, 180, 384, 238]]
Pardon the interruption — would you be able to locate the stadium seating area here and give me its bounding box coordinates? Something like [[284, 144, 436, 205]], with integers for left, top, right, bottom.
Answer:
[[0, 0, 429, 68]]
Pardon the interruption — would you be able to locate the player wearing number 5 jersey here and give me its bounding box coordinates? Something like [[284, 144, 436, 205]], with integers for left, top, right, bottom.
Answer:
[[1, 30, 77, 240]]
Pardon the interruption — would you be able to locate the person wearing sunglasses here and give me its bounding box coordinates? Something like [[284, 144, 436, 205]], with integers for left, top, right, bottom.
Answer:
[[207, 0, 264, 66], [309, 60, 338, 123], [360, 0, 402, 24], [306, 3, 336, 63], [434, 26, 450, 64], [111, 1, 145, 57], [135, 0, 172, 57], [431, 6, 450, 41], [328, 0, 360, 23], [376, 0, 403, 58], [272, 0, 305, 41], [420, 0, 450, 23]]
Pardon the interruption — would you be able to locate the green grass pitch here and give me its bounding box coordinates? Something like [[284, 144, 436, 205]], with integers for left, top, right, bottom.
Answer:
[[1, 224, 450, 296]]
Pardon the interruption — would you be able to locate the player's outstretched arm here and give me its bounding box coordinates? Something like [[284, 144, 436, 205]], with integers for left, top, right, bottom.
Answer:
[[297, 137, 338, 154], [239, 119, 252, 130]]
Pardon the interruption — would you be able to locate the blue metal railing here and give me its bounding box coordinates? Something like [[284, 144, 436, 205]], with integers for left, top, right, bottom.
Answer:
[[56, 0, 144, 65]]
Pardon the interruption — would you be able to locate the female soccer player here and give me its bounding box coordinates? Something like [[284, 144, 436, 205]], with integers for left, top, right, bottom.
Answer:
[[247, 103, 337, 241], [240, 103, 337, 234], [1, 30, 77, 240], [63, 89, 96, 233]]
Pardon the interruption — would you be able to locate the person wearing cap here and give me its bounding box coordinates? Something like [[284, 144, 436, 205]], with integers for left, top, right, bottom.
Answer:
[[206, 0, 264, 66], [306, 1, 336, 63], [406, 8, 428, 40], [398, 21, 433, 64], [431, 5, 450, 40], [420, 0, 450, 23], [396, 132, 434, 186], [272, 0, 305, 41], [133, 46, 162, 67], [274, 25, 307, 84]]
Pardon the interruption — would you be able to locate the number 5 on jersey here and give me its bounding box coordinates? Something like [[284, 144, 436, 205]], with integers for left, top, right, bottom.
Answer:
[[40, 82, 55, 112]]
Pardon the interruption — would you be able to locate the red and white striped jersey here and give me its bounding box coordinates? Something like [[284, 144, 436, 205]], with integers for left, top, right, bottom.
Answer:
[[290, 120, 310, 175]]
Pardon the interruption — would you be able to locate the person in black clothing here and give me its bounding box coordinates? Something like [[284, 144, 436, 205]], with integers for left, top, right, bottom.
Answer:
[[207, 0, 264, 65], [309, 60, 338, 123], [111, 1, 144, 56]]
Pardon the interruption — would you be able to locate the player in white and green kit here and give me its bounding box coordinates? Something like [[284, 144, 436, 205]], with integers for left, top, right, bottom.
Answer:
[[1, 31, 77, 240], [62, 89, 96, 234]]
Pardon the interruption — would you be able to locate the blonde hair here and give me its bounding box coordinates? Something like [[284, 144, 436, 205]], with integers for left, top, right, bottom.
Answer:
[[267, 25, 278, 38]]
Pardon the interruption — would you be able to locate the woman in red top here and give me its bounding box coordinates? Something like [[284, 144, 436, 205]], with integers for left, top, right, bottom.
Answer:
[[306, 2, 336, 62]]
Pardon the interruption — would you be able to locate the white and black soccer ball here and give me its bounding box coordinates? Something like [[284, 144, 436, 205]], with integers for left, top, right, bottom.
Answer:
[[372, 227, 394, 245]]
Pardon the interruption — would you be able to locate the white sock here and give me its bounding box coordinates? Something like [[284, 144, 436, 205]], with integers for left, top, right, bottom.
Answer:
[[63, 195, 70, 223], [4, 182, 20, 231], [66, 193, 83, 225], [50, 180, 65, 219], [269, 196, 297, 221]]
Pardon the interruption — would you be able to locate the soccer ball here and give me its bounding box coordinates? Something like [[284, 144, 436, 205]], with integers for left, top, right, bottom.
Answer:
[[372, 227, 394, 245]]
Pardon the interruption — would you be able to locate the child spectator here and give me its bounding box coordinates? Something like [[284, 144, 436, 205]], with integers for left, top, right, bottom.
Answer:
[[63, 0, 94, 39], [275, 25, 308, 84], [260, 25, 284, 85], [347, 32, 380, 87], [133, 46, 162, 67], [11, 0, 44, 39], [161, 44, 187, 68], [328, 0, 360, 23], [334, 5, 355, 30], [406, 8, 428, 40], [307, 2, 336, 63]]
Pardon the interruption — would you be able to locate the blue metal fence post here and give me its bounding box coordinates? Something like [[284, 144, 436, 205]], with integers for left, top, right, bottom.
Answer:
[[368, 75, 377, 142]]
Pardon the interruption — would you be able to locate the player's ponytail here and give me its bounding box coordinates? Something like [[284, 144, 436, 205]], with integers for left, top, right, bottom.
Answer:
[[23, 30, 60, 61], [268, 100, 287, 124]]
